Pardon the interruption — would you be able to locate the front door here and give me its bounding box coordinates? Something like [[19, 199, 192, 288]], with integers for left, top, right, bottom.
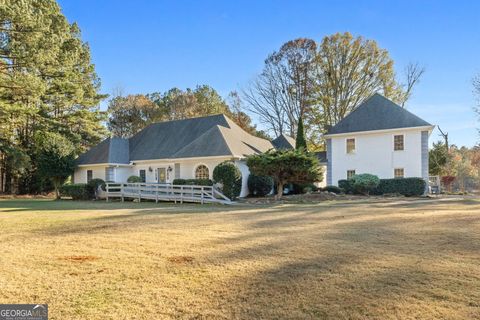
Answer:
[[157, 168, 166, 183]]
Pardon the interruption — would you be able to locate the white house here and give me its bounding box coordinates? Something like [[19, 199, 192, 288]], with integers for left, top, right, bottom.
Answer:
[[74, 114, 274, 197], [75, 93, 434, 197], [324, 94, 435, 186]]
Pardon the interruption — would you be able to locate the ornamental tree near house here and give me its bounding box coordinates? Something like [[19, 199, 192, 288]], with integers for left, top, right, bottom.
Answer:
[[35, 133, 76, 199], [246, 149, 322, 199]]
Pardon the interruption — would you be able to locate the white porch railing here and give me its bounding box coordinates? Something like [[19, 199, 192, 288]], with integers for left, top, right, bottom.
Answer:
[[105, 183, 232, 205]]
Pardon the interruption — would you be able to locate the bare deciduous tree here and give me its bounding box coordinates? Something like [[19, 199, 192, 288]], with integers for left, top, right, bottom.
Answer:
[[243, 38, 317, 137], [243, 33, 424, 150], [400, 62, 425, 107]]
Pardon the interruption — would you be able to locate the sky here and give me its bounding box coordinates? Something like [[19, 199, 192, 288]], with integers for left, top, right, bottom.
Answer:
[[58, 0, 480, 147]]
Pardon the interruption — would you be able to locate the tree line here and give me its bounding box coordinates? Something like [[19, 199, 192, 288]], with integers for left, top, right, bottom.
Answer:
[[0, 0, 105, 194], [106, 87, 268, 139]]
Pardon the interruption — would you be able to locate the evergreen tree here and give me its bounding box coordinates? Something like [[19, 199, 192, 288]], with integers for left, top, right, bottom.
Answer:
[[0, 0, 106, 193], [35, 132, 75, 199], [295, 116, 307, 150]]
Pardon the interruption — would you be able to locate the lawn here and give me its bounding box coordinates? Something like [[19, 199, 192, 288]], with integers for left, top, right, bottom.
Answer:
[[0, 198, 479, 319]]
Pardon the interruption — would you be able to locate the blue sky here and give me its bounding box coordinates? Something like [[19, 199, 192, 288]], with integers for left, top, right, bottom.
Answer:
[[58, 0, 480, 147]]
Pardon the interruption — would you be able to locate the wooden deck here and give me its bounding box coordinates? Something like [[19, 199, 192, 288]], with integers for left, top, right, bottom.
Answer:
[[105, 183, 232, 205]]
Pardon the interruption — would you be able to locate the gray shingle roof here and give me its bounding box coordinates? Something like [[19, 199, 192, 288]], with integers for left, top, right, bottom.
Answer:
[[271, 134, 296, 150], [327, 93, 432, 135], [76, 137, 129, 165], [76, 114, 274, 165]]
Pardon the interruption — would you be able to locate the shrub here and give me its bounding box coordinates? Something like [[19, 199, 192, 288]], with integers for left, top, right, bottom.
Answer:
[[338, 179, 354, 194], [248, 174, 273, 196], [321, 185, 343, 194], [351, 174, 380, 195], [290, 183, 318, 194], [213, 161, 242, 200], [246, 149, 322, 199], [87, 178, 105, 197], [59, 183, 90, 200], [127, 175, 143, 183], [172, 178, 213, 186], [374, 177, 426, 196]]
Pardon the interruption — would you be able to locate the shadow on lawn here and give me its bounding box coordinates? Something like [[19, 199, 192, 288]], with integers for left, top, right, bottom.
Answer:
[[195, 202, 480, 319]]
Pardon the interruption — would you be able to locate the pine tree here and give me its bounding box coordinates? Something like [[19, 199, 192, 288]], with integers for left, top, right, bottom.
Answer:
[[0, 0, 106, 193]]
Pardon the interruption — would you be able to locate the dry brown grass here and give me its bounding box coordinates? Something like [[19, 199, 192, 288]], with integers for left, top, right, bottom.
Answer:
[[0, 198, 479, 319]]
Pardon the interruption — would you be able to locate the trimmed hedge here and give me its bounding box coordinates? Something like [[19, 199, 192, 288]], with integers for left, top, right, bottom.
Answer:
[[290, 183, 318, 194], [127, 175, 143, 183], [338, 179, 354, 194], [172, 178, 213, 186], [339, 177, 426, 196], [350, 174, 380, 195], [321, 185, 343, 194], [247, 174, 273, 196], [87, 178, 105, 197], [59, 183, 90, 200], [374, 177, 426, 196], [213, 161, 242, 200]]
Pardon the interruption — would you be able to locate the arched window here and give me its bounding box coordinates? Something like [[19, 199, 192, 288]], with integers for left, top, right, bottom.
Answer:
[[195, 165, 209, 179]]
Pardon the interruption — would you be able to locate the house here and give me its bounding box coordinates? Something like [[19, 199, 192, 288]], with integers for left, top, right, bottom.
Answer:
[[74, 114, 274, 197], [75, 93, 433, 198], [324, 93, 435, 186]]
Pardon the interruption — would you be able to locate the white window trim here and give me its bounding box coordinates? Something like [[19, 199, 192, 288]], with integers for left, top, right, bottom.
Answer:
[[393, 134, 405, 152], [139, 169, 146, 182], [394, 168, 405, 178], [347, 169, 356, 179], [105, 166, 116, 182], [345, 137, 356, 154], [193, 163, 211, 179]]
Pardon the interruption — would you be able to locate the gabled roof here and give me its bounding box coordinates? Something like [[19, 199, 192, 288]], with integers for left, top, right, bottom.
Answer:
[[76, 137, 129, 165], [76, 114, 274, 165], [327, 93, 432, 135], [271, 134, 296, 150]]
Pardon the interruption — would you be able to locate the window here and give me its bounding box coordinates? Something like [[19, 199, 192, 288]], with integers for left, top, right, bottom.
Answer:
[[346, 138, 356, 154], [347, 170, 356, 179], [174, 163, 181, 179], [394, 168, 404, 178], [195, 165, 209, 179], [87, 170, 93, 183], [139, 169, 146, 183], [105, 167, 115, 182], [394, 135, 404, 151]]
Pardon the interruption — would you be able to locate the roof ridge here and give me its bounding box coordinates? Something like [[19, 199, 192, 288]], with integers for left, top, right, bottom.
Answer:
[[171, 125, 233, 158], [327, 93, 432, 135]]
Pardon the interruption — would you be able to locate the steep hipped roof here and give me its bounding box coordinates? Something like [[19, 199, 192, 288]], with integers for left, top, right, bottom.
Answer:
[[76, 137, 129, 165], [327, 93, 432, 135], [271, 134, 296, 149], [76, 114, 274, 165]]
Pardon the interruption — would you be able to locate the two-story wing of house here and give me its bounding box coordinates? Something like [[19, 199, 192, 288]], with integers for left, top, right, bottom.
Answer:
[[324, 93, 435, 186]]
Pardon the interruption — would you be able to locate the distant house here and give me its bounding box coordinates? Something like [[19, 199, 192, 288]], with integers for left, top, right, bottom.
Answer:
[[324, 93, 435, 186], [74, 114, 274, 197]]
